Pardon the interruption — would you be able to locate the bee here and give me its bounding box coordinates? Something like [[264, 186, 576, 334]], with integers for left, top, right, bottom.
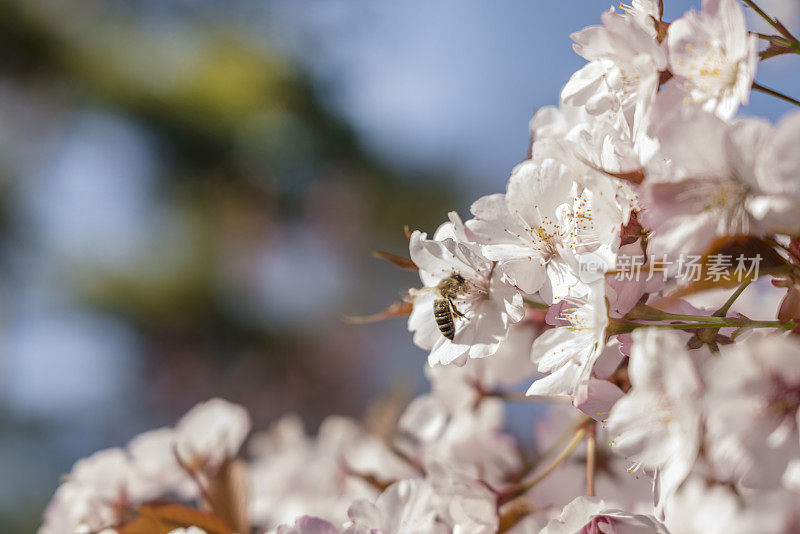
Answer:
[[433, 274, 470, 341]]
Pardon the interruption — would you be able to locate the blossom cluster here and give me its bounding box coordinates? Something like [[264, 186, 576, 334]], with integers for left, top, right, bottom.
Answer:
[[39, 1, 800, 533]]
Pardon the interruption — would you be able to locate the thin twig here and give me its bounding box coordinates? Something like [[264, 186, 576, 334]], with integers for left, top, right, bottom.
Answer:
[[586, 424, 596, 497], [656, 320, 789, 330], [523, 298, 549, 310], [498, 425, 588, 506], [713, 279, 751, 317], [753, 81, 800, 107], [753, 31, 776, 40], [742, 0, 799, 43]]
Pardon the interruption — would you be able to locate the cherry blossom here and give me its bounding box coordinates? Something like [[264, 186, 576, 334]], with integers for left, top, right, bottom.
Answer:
[[345, 479, 447, 534], [641, 107, 792, 258], [421, 319, 540, 413], [173, 397, 251, 472], [39, 449, 137, 534], [35, 1, 800, 532], [274, 516, 342, 534], [664, 0, 757, 119], [540, 496, 668, 534], [408, 214, 524, 366], [527, 285, 610, 398], [703, 334, 800, 489], [248, 414, 411, 529], [606, 329, 703, 517], [563, 7, 666, 133], [468, 159, 623, 302]]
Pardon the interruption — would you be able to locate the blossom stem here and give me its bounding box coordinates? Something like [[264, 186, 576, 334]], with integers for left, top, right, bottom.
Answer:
[[497, 425, 588, 506], [586, 424, 596, 497], [537, 415, 593, 462], [626, 303, 728, 323], [753, 32, 775, 40], [612, 305, 792, 332], [523, 298, 549, 310], [742, 0, 800, 48], [172, 447, 221, 515], [713, 279, 751, 317], [754, 32, 798, 54], [654, 320, 789, 330], [752, 81, 800, 107], [626, 303, 790, 329]]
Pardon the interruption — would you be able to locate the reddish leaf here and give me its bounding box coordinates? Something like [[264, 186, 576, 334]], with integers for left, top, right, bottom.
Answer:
[[760, 43, 793, 60], [373, 250, 418, 270], [206, 459, 250, 534], [344, 299, 413, 324], [576, 157, 645, 185], [620, 212, 647, 246]]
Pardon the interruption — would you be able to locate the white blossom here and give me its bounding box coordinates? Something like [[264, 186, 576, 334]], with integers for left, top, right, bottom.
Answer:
[[408, 214, 524, 366], [39, 449, 137, 534], [421, 319, 539, 414], [248, 414, 412, 530], [426, 460, 498, 534], [468, 159, 623, 302], [664, 476, 800, 534], [527, 285, 610, 398], [664, 0, 757, 119], [641, 108, 790, 258], [606, 329, 703, 517], [275, 516, 342, 534], [174, 397, 251, 472], [563, 7, 666, 133], [127, 427, 196, 500], [540, 496, 669, 534], [345, 479, 447, 534], [704, 333, 800, 489], [754, 110, 800, 233]]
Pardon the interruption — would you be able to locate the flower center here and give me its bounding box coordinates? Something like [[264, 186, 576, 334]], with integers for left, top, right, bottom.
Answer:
[[676, 176, 750, 232], [681, 40, 739, 94]]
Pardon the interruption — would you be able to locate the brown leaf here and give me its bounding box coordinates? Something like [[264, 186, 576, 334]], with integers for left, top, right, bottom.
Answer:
[[373, 250, 418, 270], [760, 42, 794, 60], [343, 299, 413, 324], [620, 212, 647, 246], [206, 459, 250, 534], [655, 20, 669, 43], [658, 69, 673, 86], [576, 157, 645, 185], [118, 502, 232, 534]]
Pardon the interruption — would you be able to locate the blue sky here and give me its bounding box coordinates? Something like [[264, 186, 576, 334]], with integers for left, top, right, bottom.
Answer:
[[261, 0, 800, 196]]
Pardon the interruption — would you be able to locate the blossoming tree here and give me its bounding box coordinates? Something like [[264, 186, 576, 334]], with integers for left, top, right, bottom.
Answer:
[[39, 1, 800, 532]]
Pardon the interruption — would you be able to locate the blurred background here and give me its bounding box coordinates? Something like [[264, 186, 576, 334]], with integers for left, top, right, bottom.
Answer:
[[0, 0, 797, 530]]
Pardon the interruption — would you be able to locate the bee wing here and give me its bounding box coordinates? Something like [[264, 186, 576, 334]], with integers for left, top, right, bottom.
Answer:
[[406, 286, 441, 301]]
